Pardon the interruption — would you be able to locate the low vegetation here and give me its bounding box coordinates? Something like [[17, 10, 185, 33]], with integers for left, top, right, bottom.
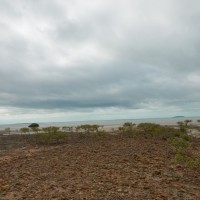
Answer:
[[42, 126, 60, 134], [35, 132, 68, 143], [28, 123, 39, 128], [118, 122, 136, 137], [76, 124, 101, 133], [117, 121, 199, 170], [20, 127, 29, 134], [1, 120, 199, 199], [3, 121, 199, 170]]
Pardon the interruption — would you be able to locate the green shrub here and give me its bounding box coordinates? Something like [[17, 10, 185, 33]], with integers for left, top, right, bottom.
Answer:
[[184, 119, 192, 127], [20, 127, 30, 133], [76, 124, 101, 134], [174, 152, 188, 163], [42, 126, 60, 134], [187, 158, 200, 170], [96, 130, 107, 137], [35, 132, 68, 142], [177, 121, 186, 133], [172, 137, 189, 150], [28, 123, 39, 128], [173, 150, 200, 170], [62, 126, 73, 132], [118, 122, 136, 137], [137, 123, 165, 137]]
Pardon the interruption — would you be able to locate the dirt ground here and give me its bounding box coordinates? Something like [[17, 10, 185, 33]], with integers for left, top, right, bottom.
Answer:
[[0, 135, 200, 200]]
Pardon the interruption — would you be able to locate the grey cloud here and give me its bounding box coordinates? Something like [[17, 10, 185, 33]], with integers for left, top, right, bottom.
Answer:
[[0, 0, 200, 123]]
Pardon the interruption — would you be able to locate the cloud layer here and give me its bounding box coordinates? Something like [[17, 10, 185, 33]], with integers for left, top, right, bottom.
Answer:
[[0, 0, 200, 123]]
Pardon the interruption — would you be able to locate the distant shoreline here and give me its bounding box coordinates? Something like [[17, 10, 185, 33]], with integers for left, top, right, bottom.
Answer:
[[0, 116, 200, 131]]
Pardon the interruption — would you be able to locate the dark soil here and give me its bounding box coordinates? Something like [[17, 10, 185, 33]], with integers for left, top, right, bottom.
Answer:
[[0, 135, 200, 199]]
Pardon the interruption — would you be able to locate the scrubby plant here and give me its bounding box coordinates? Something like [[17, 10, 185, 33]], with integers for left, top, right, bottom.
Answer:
[[118, 122, 136, 137], [35, 132, 68, 143], [172, 137, 189, 150], [177, 121, 186, 133], [157, 127, 181, 140], [28, 123, 39, 128], [184, 119, 192, 127], [62, 126, 73, 132], [187, 158, 200, 170], [76, 124, 101, 134], [137, 123, 165, 137], [42, 126, 60, 134], [28, 123, 40, 133], [95, 130, 108, 137], [20, 127, 30, 134], [30, 127, 40, 133], [4, 128, 11, 134], [174, 151, 188, 163]]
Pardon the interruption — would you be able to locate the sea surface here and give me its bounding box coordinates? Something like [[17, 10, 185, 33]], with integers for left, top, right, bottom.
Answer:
[[0, 117, 200, 131]]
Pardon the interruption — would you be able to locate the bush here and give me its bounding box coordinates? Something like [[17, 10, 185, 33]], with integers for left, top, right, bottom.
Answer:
[[171, 137, 189, 150], [42, 126, 60, 134], [118, 122, 136, 137], [20, 127, 30, 134], [28, 123, 39, 128], [184, 119, 192, 126], [62, 126, 73, 132], [95, 130, 108, 137], [4, 128, 11, 134], [35, 132, 68, 143], [177, 121, 186, 133], [174, 151, 188, 163], [137, 123, 165, 137], [187, 158, 200, 170], [76, 124, 101, 134]]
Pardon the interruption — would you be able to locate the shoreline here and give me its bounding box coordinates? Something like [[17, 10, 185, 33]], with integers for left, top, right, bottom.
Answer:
[[1, 116, 200, 131]]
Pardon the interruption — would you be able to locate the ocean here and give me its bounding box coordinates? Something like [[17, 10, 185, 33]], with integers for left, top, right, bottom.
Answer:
[[0, 117, 199, 131]]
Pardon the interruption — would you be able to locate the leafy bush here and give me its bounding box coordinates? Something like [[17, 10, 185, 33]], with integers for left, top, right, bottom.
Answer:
[[35, 132, 68, 143], [174, 151, 188, 163], [28, 123, 39, 128], [118, 122, 136, 137], [184, 119, 192, 126], [62, 126, 73, 132], [42, 126, 60, 134], [76, 124, 101, 133], [4, 128, 11, 133], [20, 127, 30, 133], [187, 158, 200, 170], [95, 130, 108, 137], [137, 123, 165, 137], [172, 137, 189, 150], [173, 148, 200, 170], [177, 121, 187, 133]]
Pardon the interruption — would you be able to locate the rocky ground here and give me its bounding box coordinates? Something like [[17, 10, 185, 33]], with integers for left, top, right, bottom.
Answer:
[[0, 135, 200, 200]]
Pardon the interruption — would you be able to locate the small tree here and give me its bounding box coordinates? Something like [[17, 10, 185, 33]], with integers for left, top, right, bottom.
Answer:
[[28, 123, 39, 128], [184, 120, 192, 127], [177, 121, 186, 133]]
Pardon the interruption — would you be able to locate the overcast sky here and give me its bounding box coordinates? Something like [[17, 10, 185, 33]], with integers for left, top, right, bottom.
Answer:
[[0, 0, 200, 124]]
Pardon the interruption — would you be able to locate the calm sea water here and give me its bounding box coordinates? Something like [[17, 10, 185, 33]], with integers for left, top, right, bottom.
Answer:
[[0, 117, 199, 131]]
